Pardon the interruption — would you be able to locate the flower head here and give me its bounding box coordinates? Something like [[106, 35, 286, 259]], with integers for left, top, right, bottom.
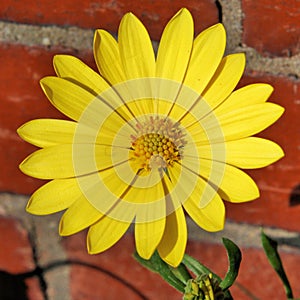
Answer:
[[18, 8, 284, 267]]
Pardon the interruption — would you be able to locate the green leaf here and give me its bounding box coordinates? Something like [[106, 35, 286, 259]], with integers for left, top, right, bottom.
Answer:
[[219, 238, 242, 291], [169, 263, 192, 284], [182, 254, 220, 280], [133, 251, 186, 293], [261, 230, 294, 299]]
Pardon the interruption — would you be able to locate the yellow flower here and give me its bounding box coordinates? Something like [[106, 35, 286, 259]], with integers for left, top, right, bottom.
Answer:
[[18, 8, 284, 267]]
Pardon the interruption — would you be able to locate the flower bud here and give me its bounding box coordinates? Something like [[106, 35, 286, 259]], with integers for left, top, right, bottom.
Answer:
[[183, 273, 224, 300]]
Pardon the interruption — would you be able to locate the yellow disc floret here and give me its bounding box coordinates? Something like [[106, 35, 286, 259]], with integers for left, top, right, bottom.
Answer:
[[131, 133, 180, 171], [129, 116, 186, 172]]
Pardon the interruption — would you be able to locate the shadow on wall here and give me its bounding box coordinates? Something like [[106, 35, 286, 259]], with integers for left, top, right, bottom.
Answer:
[[290, 184, 300, 207], [0, 270, 29, 300], [0, 260, 149, 300]]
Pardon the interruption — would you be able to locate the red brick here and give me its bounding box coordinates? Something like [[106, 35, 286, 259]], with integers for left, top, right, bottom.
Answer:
[[0, 44, 95, 194], [64, 231, 300, 299], [225, 73, 300, 232], [64, 231, 182, 300], [0, 217, 34, 272], [0, 216, 44, 300], [242, 0, 300, 56], [0, 0, 219, 40]]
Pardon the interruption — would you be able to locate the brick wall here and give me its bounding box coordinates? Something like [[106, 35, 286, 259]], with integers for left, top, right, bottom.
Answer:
[[0, 1, 300, 299]]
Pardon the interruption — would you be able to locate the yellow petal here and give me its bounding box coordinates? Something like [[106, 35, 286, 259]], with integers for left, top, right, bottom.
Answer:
[[20, 145, 75, 179], [184, 23, 226, 95], [196, 159, 259, 202], [26, 178, 79, 215], [135, 215, 166, 259], [224, 137, 284, 168], [91, 163, 170, 223], [53, 55, 110, 95], [118, 13, 155, 78], [197, 103, 285, 144], [215, 83, 274, 115], [54, 55, 135, 121], [87, 215, 132, 254], [19, 144, 119, 179], [59, 195, 102, 236], [157, 205, 187, 267], [93, 30, 126, 84], [40, 76, 131, 129], [73, 164, 149, 224], [101, 163, 166, 205], [162, 161, 225, 227], [40, 77, 96, 123], [156, 8, 194, 82], [17, 119, 96, 148], [200, 53, 246, 113], [182, 176, 225, 231], [196, 137, 284, 169]]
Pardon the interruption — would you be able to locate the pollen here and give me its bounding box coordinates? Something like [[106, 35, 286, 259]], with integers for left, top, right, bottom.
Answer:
[[130, 116, 186, 171]]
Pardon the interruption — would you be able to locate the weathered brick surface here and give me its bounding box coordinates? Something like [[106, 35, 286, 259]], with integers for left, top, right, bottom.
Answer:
[[63, 231, 300, 299], [0, 216, 44, 300], [0, 217, 34, 272], [0, 0, 219, 40], [64, 232, 182, 300], [242, 0, 300, 56], [226, 73, 300, 232]]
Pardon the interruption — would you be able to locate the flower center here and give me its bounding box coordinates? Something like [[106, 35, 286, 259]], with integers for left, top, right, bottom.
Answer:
[[129, 117, 186, 172]]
